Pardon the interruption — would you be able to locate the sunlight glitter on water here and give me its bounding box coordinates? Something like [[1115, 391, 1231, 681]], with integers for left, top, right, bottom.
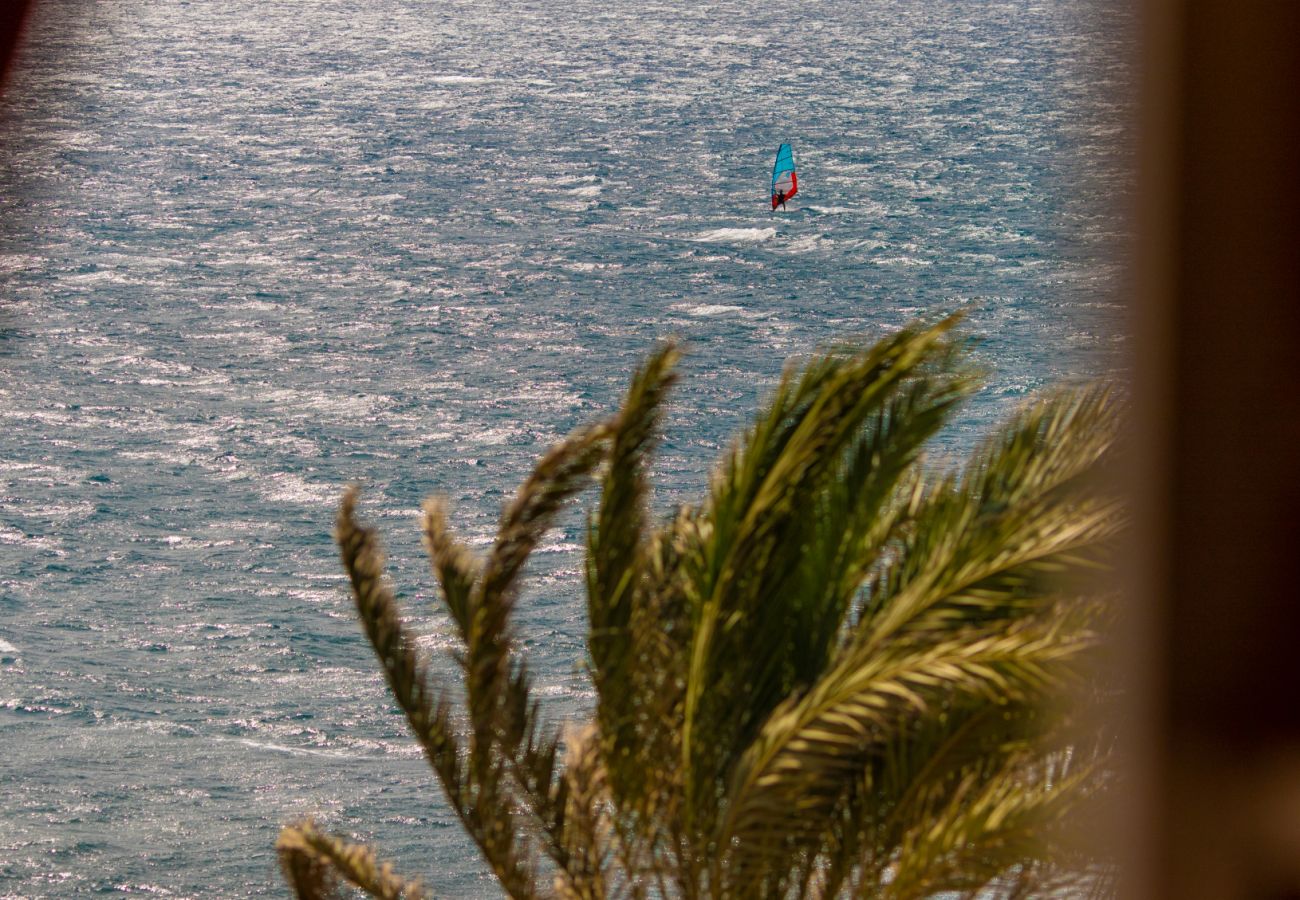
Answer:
[[0, 0, 1128, 894]]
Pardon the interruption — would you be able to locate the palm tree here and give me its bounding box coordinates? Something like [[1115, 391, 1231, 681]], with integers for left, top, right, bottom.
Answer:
[[278, 316, 1123, 899]]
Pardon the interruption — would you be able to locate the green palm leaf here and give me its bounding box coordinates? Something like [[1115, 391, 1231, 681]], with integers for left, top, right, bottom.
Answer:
[[681, 316, 973, 835], [885, 753, 1106, 899], [718, 608, 1096, 893], [284, 320, 1123, 899], [860, 384, 1123, 646]]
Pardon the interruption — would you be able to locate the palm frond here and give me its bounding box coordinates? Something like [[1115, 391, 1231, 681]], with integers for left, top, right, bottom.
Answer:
[[425, 500, 573, 878], [717, 603, 1098, 895], [783, 357, 978, 692], [481, 421, 611, 608], [587, 341, 679, 636], [455, 423, 625, 892], [884, 753, 1107, 899], [422, 497, 480, 645], [293, 323, 1122, 900], [277, 820, 427, 900], [601, 508, 697, 894], [583, 344, 687, 836], [552, 724, 611, 900], [859, 383, 1123, 647], [416, 422, 647, 895], [872, 699, 1067, 840], [336, 487, 457, 770], [681, 316, 970, 832], [336, 488, 540, 899], [467, 423, 609, 766]]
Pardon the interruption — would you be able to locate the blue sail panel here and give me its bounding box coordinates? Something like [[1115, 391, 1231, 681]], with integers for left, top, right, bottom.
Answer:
[[771, 143, 797, 209]]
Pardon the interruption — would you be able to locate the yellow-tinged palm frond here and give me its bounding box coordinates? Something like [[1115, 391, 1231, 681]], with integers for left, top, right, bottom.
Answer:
[[465, 422, 608, 764], [587, 341, 680, 630], [859, 383, 1123, 647], [716, 605, 1098, 894], [552, 723, 612, 900], [780, 364, 976, 693], [883, 752, 1107, 900], [277, 820, 427, 900], [461, 422, 617, 881], [707, 379, 1119, 895], [482, 421, 611, 608]]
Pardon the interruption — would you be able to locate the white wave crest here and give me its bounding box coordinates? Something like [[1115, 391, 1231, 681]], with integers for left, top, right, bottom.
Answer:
[[683, 304, 744, 317], [692, 227, 776, 243]]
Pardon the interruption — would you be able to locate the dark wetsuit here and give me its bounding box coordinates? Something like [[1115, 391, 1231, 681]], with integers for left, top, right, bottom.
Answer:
[[775, 189, 787, 210]]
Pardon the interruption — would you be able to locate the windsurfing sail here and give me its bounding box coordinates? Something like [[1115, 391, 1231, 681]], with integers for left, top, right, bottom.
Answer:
[[771, 143, 798, 209]]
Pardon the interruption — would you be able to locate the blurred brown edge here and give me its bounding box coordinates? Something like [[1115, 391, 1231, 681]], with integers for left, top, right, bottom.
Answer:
[[1127, 0, 1300, 898], [0, 0, 34, 94]]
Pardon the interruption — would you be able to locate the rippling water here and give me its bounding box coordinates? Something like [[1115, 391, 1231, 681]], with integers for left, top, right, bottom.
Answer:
[[1, 1, 1127, 895]]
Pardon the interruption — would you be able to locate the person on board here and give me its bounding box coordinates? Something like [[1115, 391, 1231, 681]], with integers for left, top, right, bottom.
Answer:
[[774, 188, 787, 210]]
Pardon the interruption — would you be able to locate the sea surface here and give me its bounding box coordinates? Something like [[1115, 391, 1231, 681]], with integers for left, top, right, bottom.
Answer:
[[0, 1, 1129, 895]]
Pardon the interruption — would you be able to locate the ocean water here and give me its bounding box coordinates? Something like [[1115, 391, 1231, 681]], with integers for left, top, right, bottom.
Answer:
[[0, 0, 1128, 895]]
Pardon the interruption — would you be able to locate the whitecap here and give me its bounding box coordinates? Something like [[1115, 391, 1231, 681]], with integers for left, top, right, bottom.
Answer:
[[692, 227, 776, 243], [563, 261, 621, 272], [257, 472, 338, 505], [467, 426, 523, 446], [874, 256, 934, 267], [0, 253, 42, 271], [683, 304, 744, 317], [534, 541, 583, 554], [783, 234, 830, 253], [235, 738, 346, 758]]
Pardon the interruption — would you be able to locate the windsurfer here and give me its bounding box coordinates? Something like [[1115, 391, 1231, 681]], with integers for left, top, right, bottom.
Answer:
[[771, 143, 797, 211]]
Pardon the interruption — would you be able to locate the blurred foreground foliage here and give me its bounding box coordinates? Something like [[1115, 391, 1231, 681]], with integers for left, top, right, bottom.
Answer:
[[279, 316, 1122, 899]]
